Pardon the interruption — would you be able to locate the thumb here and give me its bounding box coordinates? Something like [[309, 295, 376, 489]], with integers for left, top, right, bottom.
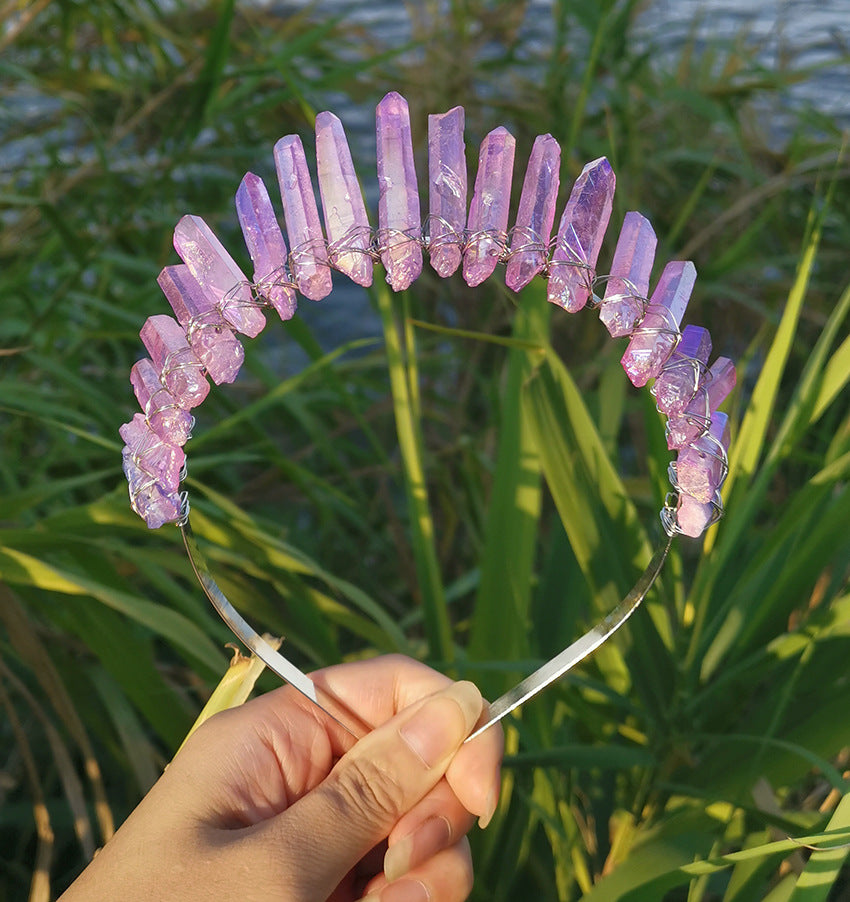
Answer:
[[264, 681, 482, 901]]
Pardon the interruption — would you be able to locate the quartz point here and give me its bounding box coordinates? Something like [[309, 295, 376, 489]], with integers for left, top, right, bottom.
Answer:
[[599, 212, 657, 337], [463, 126, 516, 287], [235, 172, 298, 321], [122, 451, 182, 529], [427, 106, 467, 278], [676, 493, 717, 539], [140, 314, 210, 409], [120, 414, 185, 493], [157, 265, 244, 385], [548, 157, 615, 312], [273, 134, 334, 301], [505, 133, 561, 292], [376, 91, 423, 291], [315, 111, 373, 287], [173, 214, 265, 339], [130, 357, 193, 446], [676, 411, 730, 503], [653, 324, 713, 416], [621, 261, 696, 387], [666, 356, 736, 449]]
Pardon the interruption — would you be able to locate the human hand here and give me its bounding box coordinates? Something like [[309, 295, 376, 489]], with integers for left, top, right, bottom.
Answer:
[[60, 654, 504, 902]]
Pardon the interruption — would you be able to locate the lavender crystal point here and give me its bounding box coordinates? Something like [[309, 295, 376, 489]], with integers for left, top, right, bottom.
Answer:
[[427, 106, 467, 278], [235, 173, 298, 321], [140, 314, 209, 409], [173, 214, 264, 339], [273, 134, 333, 301], [315, 111, 373, 288], [463, 126, 516, 288], [654, 324, 713, 415], [505, 133, 561, 292], [120, 414, 185, 493], [676, 411, 730, 503], [157, 265, 244, 386], [130, 357, 193, 446], [599, 212, 657, 337], [621, 260, 697, 387], [122, 450, 182, 529], [666, 356, 737, 449], [548, 156, 615, 313], [376, 91, 423, 291], [676, 493, 716, 539]]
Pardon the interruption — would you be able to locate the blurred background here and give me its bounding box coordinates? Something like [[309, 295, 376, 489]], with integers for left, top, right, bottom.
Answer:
[[1, 1, 849, 899]]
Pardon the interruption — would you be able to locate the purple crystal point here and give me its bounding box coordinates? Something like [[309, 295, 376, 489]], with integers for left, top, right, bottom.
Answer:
[[315, 111, 373, 288], [463, 126, 516, 287], [157, 265, 244, 386], [676, 493, 717, 539], [130, 358, 193, 446], [599, 212, 657, 337], [173, 215, 265, 339], [427, 106, 467, 278], [376, 91, 423, 291], [676, 411, 730, 503], [666, 356, 737, 449], [505, 133, 561, 292], [654, 324, 713, 415], [548, 157, 615, 312], [120, 414, 185, 493], [140, 314, 209, 409], [621, 261, 696, 387], [122, 450, 182, 529], [273, 134, 334, 301], [235, 173, 298, 321]]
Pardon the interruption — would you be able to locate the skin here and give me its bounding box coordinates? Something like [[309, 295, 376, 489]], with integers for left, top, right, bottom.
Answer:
[[60, 655, 504, 902]]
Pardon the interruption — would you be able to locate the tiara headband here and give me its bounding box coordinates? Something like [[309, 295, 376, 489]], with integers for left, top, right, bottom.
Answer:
[[120, 92, 736, 739]]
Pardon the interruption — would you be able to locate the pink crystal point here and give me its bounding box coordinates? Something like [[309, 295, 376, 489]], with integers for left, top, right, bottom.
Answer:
[[676, 493, 717, 539], [599, 212, 657, 337], [376, 91, 423, 291], [654, 324, 713, 415], [676, 411, 730, 504], [122, 450, 182, 529], [548, 157, 615, 312], [666, 356, 736, 449], [173, 214, 265, 339], [315, 111, 373, 288], [130, 357, 193, 446], [273, 134, 334, 301], [120, 414, 185, 493], [157, 265, 244, 386], [621, 261, 696, 387], [505, 133, 561, 292], [235, 173, 298, 321], [427, 106, 467, 278], [140, 314, 210, 409], [463, 126, 516, 287]]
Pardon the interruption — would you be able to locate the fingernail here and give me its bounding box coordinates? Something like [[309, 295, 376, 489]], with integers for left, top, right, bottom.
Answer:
[[381, 878, 430, 902], [384, 815, 452, 882], [478, 786, 498, 830], [399, 682, 482, 768]]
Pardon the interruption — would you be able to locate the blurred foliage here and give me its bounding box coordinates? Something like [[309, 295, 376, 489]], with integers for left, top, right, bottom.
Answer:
[[1, 0, 849, 899]]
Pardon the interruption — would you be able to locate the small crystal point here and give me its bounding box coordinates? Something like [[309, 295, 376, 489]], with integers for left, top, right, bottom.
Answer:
[[654, 324, 713, 415], [130, 357, 193, 446], [621, 261, 697, 387], [463, 126, 516, 287], [315, 111, 373, 288], [235, 173, 298, 321], [376, 91, 423, 291], [427, 106, 467, 278], [599, 212, 657, 337], [120, 414, 185, 493], [676, 411, 730, 503], [548, 157, 615, 312], [666, 356, 737, 449], [157, 265, 244, 385], [273, 134, 334, 301], [676, 493, 716, 539], [173, 214, 265, 338], [122, 449, 182, 529], [140, 314, 210, 409], [505, 133, 561, 292]]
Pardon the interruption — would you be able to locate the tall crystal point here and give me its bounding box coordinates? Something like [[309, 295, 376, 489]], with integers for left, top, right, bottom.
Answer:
[[654, 324, 712, 415], [173, 215, 265, 338], [235, 172, 298, 321], [505, 133, 560, 292], [599, 212, 657, 337], [621, 261, 696, 387], [666, 356, 736, 449], [548, 157, 615, 312], [463, 126, 516, 287], [376, 91, 423, 291], [158, 265, 244, 385], [274, 134, 334, 301], [130, 357, 193, 447], [676, 411, 730, 503], [315, 111, 373, 288], [427, 106, 467, 278], [140, 314, 209, 409]]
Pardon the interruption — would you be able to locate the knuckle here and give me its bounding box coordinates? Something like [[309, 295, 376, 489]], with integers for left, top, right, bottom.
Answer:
[[327, 755, 406, 824]]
